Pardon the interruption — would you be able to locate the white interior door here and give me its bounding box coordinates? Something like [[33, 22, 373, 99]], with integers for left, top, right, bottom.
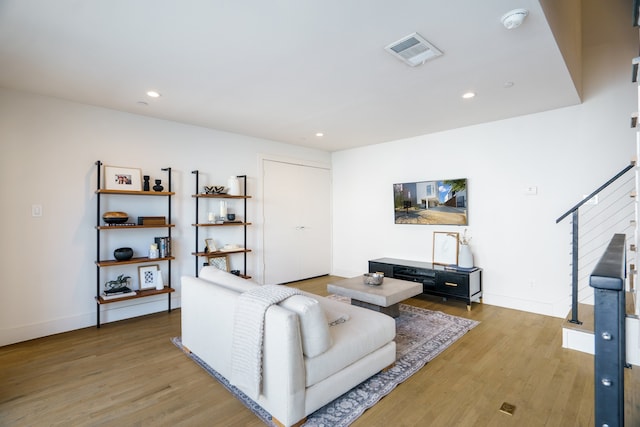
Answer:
[[263, 160, 331, 285]]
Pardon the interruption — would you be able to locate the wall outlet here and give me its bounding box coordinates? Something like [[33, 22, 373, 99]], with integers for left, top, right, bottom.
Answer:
[[524, 186, 537, 195]]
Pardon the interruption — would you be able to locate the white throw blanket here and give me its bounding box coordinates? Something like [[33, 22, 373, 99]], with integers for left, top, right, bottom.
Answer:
[[230, 285, 301, 400]]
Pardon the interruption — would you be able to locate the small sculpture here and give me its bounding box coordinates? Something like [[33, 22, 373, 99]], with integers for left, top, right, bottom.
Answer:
[[153, 179, 164, 192], [143, 175, 150, 191], [104, 274, 131, 292]]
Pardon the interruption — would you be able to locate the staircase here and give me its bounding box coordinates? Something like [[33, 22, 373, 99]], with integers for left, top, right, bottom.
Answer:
[[557, 16, 640, 362], [557, 162, 639, 365]]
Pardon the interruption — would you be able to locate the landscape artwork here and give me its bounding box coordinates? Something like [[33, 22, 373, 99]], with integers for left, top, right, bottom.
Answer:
[[393, 178, 468, 225]]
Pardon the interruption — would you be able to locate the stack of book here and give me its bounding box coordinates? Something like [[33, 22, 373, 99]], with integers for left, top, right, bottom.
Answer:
[[102, 286, 137, 300], [154, 236, 171, 258]]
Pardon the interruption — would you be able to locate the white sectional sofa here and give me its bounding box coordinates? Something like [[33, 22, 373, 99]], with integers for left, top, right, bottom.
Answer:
[[181, 267, 396, 427]]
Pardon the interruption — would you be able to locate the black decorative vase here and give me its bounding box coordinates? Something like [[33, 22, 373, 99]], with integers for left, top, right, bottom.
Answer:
[[153, 179, 164, 192], [113, 247, 133, 261], [143, 175, 150, 191]]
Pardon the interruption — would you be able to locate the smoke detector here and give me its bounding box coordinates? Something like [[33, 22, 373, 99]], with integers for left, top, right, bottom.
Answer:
[[501, 9, 529, 29], [385, 32, 443, 67]]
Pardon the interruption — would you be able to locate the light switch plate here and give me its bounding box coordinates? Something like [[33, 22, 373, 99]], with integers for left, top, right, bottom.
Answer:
[[32, 204, 42, 217]]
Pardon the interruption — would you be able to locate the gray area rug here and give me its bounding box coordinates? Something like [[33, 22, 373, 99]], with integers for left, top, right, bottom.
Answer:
[[172, 298, 479, 426]]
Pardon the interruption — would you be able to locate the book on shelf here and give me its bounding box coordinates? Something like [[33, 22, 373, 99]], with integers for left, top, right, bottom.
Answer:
[[154, 236, 171, 257], [101, 290, 137, 300], [104, 286, 132, 294]]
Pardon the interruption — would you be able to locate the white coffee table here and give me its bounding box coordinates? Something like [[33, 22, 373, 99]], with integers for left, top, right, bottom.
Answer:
[[327, 276, 423, 318]]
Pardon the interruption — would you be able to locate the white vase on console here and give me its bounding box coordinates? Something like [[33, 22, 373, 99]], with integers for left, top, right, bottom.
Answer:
[[458, 244, 474, 268]]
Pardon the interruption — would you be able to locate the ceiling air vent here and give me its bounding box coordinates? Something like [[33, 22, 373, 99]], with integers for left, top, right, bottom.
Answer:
[[385, 32, 443, 67]]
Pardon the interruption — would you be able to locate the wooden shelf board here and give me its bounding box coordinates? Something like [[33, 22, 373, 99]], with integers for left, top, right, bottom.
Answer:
[[96, 189, 175, 196], [192, 249, 252, 257], [97, 224, 175, 230], [96, 256, 174, 267], [192, 222, 251, 227], [97, 286, 175, 304], [192, 194, 251, 199]]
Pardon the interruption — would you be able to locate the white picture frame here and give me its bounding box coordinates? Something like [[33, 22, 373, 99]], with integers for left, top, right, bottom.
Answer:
[[432, 231, 459, 265], [138, 264, 160, 290], [205, 238, 218, 253], [104, 165, 142, 191]]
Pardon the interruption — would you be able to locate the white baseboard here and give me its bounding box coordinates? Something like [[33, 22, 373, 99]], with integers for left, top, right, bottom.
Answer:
[[562, 327, 594, 355], [561, 316, 640, 367], [0, 296, 181, 347]]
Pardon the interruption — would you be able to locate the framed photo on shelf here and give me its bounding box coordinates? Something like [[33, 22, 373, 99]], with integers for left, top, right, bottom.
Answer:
[[432, 231, 459, 265], [104, 165, 142, 191], [205, 238, 217, 253], [138, 264, 160, 290], [207, 254, 229, 272]]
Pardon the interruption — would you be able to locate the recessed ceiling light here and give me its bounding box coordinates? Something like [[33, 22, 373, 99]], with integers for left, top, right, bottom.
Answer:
[[462, 92, 476, 99], [146, 90, 161, 98], [315, 132, 324, 137]]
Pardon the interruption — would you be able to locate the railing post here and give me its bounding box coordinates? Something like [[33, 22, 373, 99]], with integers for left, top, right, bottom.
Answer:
[[570, 210, 581, 324], [590, 233, 626, 427]]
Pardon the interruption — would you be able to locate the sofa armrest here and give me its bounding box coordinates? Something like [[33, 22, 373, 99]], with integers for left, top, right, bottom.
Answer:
[[181, 275, 307, 426], [258, 304, 307, 427]]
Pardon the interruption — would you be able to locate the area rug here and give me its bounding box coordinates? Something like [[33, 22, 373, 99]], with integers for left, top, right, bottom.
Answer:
[[172, 298, 479, 426]]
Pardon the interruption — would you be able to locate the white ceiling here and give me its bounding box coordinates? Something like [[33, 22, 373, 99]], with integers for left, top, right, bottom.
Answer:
[[0, 0, 580, 152]]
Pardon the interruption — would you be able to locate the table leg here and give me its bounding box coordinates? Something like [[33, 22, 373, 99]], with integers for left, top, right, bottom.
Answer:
[[351, 299, 400, 318]]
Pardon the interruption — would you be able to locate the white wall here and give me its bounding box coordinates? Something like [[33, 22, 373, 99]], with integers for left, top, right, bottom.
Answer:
[[0, 88, 330, 346], [331, 0, 637, 317], [1, 0, 634, 345]]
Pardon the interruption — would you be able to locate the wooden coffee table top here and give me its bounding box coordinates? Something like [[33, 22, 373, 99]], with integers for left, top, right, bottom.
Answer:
[[327, 276, 423, 308]]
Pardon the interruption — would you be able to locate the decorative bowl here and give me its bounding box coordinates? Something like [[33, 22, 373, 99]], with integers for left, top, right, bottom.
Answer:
[[113, 247, 134, 261], [103, 211, 129, 224], [363, 272, 384, 286], [213, 186, 227, 194]]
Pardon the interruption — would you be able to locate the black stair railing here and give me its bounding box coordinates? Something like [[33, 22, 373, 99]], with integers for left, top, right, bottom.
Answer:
[[589, 233, 627, 427], [556, 162, 635, 324]]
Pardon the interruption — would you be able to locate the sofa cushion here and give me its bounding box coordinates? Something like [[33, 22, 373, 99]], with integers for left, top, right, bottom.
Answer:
[[324, 306, 350, 327], [279, 295, 332, 358], [303, 297, 396, 388], [199, 267, 258, 293]]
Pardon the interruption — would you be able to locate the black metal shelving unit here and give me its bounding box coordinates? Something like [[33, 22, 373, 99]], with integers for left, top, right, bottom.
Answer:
[[191, 170, 251, 278], [94, 160, 175, 328]]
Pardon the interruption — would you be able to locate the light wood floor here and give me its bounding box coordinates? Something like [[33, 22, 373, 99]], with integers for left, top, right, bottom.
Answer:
[[2, 275, 639, 426]]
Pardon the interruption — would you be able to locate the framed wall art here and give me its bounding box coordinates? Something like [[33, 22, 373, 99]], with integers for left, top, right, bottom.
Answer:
[[138, 264, 160, 290], [432, 231, 459, 265], [393, 178, 467, 225], [207, 254, 229, 272], [104, 165, 142, 191]]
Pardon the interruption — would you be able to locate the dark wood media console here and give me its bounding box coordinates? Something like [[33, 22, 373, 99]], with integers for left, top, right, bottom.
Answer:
[[368, 257, 482, 310]]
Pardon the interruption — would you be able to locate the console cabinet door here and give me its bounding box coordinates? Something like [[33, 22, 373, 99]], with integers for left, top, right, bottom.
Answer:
[[263, 160, 331, 285], [435, 271, 470, 298], [368, 261, 394, 277]]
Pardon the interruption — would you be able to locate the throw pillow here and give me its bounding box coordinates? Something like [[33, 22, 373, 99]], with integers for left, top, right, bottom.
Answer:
[[280, 295, 332, 358]]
